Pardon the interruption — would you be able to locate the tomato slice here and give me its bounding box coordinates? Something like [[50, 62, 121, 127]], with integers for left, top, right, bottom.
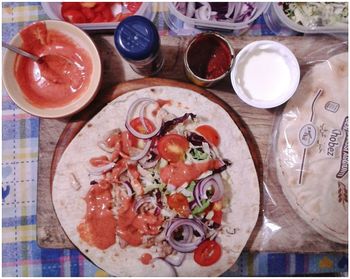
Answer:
[[89, 155, 110, 167], [61, 2, 81, 12], [194, 240, 222, 266], [130, 117, 156, 134], [157, 134, 189, 163], [128, 117, 156, 148], [93, 2, 109, 13], [81, 7, 96, 21], [195, 125, 220, 147], [80, 2, 97, 8], [123, 2, 142, 13], [212, 210, 223, 225], [62, 9, 87, 23], [167, 193, 191, 217]]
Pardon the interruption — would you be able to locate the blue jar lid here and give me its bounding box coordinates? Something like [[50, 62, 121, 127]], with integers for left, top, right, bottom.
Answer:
[[114, 16, 160, 61]]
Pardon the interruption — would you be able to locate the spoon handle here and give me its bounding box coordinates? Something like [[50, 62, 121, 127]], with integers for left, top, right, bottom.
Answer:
[[2, 41, 40, 62]]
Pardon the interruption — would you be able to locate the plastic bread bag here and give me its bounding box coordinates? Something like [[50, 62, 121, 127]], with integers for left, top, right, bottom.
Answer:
[[248, 42, 348, 252]]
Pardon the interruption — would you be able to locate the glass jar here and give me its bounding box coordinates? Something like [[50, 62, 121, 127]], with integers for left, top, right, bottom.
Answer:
[[114, 15, 164, 76]]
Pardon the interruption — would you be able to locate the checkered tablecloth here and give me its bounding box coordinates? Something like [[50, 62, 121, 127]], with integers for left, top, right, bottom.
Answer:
[[2, 2, 348, 277]]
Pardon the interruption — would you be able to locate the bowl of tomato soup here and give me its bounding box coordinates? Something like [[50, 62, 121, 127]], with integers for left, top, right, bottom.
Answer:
[[184, 32, 234, 88], [2, 20, 101, 118]]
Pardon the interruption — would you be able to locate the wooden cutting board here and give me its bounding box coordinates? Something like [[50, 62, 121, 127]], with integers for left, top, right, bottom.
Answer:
[[37, 34, 348, 252]]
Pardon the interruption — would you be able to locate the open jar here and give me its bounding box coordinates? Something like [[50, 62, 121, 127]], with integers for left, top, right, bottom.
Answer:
[[184, 32, 235, 87]]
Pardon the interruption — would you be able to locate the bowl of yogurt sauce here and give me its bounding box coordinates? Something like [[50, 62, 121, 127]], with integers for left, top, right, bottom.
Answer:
[[231, 40, 300, 109]]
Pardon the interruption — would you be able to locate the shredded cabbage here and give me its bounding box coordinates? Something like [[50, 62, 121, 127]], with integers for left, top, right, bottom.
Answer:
[[283, 2, 348, 28]]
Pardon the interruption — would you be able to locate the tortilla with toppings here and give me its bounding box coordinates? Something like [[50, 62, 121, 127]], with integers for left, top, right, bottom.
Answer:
[[52, 86, 260, 276], [275, 53, 348, 244]]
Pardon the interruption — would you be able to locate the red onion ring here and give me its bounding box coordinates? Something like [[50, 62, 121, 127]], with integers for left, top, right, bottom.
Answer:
[[165, 218, 205, 253], [134, 196, 158, 212], [125, 98, 162, 139], [129, 140, 152, 161], [121, 181, 133, 197], [140, 101, 153, 133], [194, 174, 224, 207], [139, 150, 160, 169]]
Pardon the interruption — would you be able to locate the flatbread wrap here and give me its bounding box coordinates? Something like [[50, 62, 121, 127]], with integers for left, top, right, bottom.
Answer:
[[275, 53, 348, 244], [52, 86, 260, 276]]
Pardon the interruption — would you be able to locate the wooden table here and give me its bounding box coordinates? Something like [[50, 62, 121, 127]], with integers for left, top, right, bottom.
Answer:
[[37, 35, 347, 252]]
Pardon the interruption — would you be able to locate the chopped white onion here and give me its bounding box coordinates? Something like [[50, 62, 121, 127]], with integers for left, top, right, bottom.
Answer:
[[202, 142, 211, 155], [87, 162, 115, 176], [70, 173, 81, 190], [129, 140, 152, 161], [125, 98, 162, 140], [97, 141, 115, 153]]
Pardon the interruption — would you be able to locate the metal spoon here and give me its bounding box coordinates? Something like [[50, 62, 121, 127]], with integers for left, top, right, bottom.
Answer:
[[2, 41, 77, 84], [2, 41, 41, 62], [2, 41, 73, 66]]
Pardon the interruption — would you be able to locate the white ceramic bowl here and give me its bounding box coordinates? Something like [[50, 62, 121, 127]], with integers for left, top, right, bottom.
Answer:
[[231, 40, 300, 109], [2, 20, 101, 118]]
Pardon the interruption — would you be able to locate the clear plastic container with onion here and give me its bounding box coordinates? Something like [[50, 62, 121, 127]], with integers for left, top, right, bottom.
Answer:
[[162, 2, 270, 35]]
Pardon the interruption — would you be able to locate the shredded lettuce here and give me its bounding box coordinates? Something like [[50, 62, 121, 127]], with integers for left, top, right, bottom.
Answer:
[[190, 148, 209, 161], [192, 199, 210, 215], [283, 2, 348, 28]]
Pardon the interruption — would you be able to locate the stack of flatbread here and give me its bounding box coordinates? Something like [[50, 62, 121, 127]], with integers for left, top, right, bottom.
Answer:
[[275, 53, 348, 244]]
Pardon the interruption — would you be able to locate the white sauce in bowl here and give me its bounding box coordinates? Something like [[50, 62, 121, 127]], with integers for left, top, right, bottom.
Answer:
[[231, 41, 300, 108]]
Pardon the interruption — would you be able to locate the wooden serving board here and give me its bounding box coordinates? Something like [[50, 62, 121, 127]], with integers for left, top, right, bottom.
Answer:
[[37, 35, 348, 252]]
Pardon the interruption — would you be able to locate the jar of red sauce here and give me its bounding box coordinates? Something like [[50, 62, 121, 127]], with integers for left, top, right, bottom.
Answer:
[[184, 32, 235, 87]]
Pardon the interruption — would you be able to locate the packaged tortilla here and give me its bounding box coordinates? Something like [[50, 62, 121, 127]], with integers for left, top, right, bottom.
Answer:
[[275, 52, 348, 244]]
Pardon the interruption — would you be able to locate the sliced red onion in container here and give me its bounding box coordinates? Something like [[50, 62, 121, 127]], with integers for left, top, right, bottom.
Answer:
[[165, 218, 205, 253], [195, 4, 211, 20], [87, 162, 115, 176], [129, 140, 152, 161], [186, 2, 195, 17], [175, 2, 187, 15], [194, 174, 224, 207], [231, 3, 242, 22], [125, 98, 162, 139], [225, 2, 235, 18]]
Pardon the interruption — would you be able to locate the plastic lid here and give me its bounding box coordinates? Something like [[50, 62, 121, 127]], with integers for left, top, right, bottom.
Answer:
[[114, 15, 160, 61]]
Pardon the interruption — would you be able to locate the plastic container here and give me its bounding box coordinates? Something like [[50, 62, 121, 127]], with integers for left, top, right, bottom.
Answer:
[[114, 16, 164, 76], [264, 2, 348, 36], [41, 2, 156, 31], [231, 40, 300, 109], [162, 2, 270, 35]]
